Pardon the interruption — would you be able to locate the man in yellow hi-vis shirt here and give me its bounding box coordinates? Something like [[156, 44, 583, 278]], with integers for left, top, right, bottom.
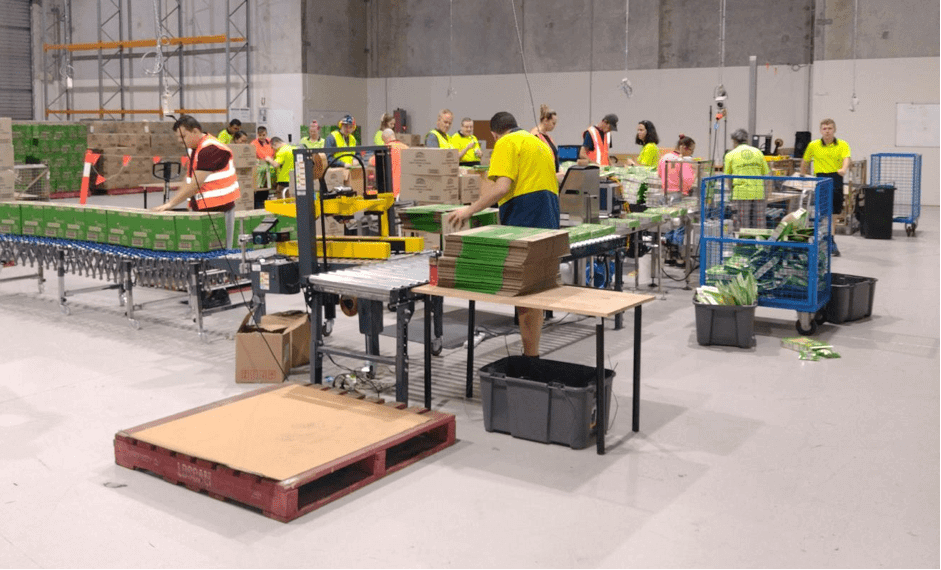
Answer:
[[450, 117, 482, 166], [266, 137, 295, 199]]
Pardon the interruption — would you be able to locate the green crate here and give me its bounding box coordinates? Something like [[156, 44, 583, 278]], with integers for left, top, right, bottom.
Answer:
[[83, 206, 109, 243], [0, 202, 22, 235], [174, 211, 225, 252], [107, 208, 138, 246]]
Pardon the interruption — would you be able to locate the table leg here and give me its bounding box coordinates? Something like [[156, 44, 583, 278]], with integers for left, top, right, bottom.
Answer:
[[596, 316, 606, 455], [424, 296, 433, 409], [633, 304, 642, 432], [394, 302, 410, 404], [311, 292, 323, 385], [614, 250, 624, 330], [466, 300, 476, 398]]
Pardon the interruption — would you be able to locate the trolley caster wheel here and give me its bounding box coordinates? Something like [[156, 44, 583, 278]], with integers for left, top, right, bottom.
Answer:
[[198, 332, 209, 343], [906, 223, 916, 237], [323, 319, 334, 337], [814, 309, 827, 325], [431, 337, 443, 356], [60, 303, 71, 316], [796, 319, 817, 336], [129, 319, 141, 330]]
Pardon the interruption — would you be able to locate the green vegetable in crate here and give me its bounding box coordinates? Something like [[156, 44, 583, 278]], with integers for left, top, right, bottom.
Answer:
[[715, 271, 758, 305]]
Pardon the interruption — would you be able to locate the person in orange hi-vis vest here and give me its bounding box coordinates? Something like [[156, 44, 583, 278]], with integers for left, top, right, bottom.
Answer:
[[579, 113, 618, 166], [153, 114, 241, 248], [369, 128, 409, 198]]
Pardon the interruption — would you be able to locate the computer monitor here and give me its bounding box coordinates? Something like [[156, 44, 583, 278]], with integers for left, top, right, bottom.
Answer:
[[557, 145, 581, 162]]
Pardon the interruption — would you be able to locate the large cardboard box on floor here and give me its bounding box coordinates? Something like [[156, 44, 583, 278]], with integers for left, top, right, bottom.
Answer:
[[259, 311, 311, 368], [235, 312, 292, 383], [399, 148, 460, 176]]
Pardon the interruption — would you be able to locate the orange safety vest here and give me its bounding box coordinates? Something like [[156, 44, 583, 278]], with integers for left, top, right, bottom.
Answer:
[[584, 125, 610, 166], [368, 139, 409, 197], [188, 134, 240, 209]]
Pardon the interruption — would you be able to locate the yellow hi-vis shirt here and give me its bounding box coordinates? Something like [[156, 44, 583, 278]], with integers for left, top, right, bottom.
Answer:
[[802, 138, 851, 174], [274, 144, 295, 183], [450, 132, 481, 163], [487, 129, 558, 207], [723, 144, 770, 200], [217, 129, 234, 144], [329, 131, 357, 165]]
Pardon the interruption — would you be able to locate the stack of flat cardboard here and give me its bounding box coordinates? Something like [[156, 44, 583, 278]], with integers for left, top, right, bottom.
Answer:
[[0, 118, 12, 200], [398, 204, 499, 233], [437, 225, 570, 296], [564, 223, 617, 244]]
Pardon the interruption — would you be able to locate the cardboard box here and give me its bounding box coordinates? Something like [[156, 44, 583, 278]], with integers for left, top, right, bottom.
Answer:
[[399, 148, 460, 176], [107, 208, 137, 246], [0, 144, 13, 168], [259, 311, 311, 368], [230, 144, 257, 169], [0, 118, 11, 145], [174, 211, 225, 252], [235, 312, 292, 383], [399, 174, 460, 204], [396, 133, 422, 147], [0, 168, 14, 198], [83, 206, 109, 243], [459, 174, 481, 204], [0, 201, 21, 234]]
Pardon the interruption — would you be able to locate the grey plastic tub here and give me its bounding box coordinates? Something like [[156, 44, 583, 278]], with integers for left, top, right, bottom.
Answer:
[[826, 273, 877, 324], [479, 356, 614, 450], [694, 298, 757, 348]]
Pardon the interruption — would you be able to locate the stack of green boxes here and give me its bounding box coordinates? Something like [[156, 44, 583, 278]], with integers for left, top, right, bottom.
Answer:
[[564, 223, 617, 245], [398, 204, 500, 233], [12, 122, 89, 195], [0, 203, 234, 252]]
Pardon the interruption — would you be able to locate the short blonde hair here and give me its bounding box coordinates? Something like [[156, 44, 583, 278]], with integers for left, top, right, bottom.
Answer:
[[820, 118, 836, 128]]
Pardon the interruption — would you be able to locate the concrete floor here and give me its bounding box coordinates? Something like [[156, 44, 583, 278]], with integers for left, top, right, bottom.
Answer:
[[0, 206, 937, 568]]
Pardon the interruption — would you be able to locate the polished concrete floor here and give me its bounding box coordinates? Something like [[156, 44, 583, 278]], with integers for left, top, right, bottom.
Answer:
[[0, 206, 937, 568]]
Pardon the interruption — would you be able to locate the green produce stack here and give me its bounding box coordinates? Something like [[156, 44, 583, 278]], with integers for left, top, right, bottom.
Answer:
[[437, 225, 569, 296], [13, 122, 88, 195]]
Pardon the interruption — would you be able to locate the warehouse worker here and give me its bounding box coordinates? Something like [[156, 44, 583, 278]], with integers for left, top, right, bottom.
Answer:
[[446, 111, 559, 359], [300, 119, 325, 149], [724, 128, 770, 231], [450, 118, 482, 166], [251, 126, 275, 189], [658, 134, 697, 196], [579, 113, 618, 166], [800, 118, 851, 256], [369, 128, 409, 198], [530, 104, 560, 173], [324, 115, 358, 166], [231, 131, 249, 144], [154, 115, 240, 249], [373, 113, 395, 146], [266, 137, 295, 201], [425, 109, 456, 148], [633, 120, 661, 166], [216, 119, 241, 144]]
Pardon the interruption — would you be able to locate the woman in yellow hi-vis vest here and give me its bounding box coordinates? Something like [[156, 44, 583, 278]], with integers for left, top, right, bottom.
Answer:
[[325, 115, 359, 166]]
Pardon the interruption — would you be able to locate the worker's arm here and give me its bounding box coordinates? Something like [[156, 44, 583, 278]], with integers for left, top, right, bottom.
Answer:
[[445, 176, 511, 227], [799, 159, 810, 176], [153, 169, 211, 211], [838, 157, 850, 178]]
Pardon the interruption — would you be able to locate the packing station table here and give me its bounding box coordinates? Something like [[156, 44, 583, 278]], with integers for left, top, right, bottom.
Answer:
[[413, 284, 655, 455]]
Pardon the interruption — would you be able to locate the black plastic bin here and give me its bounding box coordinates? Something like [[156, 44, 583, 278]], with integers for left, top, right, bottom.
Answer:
[[858, 185, 895, 239], [825, 273, 877, 324], [479, 356, 614, 450], [694, 298, 757, 348]]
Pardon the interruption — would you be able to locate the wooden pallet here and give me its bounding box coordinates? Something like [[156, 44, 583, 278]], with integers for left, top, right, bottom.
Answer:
[[114, 383, 456, 522]]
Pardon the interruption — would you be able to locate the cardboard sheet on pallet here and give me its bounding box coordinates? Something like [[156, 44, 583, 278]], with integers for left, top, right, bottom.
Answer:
[[129, 384, 435, 481]]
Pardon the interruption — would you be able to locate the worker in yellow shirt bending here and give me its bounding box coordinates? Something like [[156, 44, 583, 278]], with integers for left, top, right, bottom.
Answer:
[[450, 117, 482, 166], [266, 137, 295, 200]]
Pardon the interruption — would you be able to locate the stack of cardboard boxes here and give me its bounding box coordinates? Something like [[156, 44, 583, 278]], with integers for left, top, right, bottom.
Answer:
[[230, 143, 258, 211], [398, 148, 460, 204], [11, 121, 88, 195], [0, 118, 13, 201]]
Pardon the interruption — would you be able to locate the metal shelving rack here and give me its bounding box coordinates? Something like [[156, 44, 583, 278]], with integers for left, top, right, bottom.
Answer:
[[40, 0, 250, 120]]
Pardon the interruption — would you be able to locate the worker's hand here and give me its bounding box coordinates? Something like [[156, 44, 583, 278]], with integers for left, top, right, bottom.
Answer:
[[475, 148, 482, 158], [152, 202, 171, 212], [444, 206, 472, 231]]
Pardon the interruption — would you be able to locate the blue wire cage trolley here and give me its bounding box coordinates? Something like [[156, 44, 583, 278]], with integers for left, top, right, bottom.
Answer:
[[870, 153, 922, 236], [699, 174, 832, 335]]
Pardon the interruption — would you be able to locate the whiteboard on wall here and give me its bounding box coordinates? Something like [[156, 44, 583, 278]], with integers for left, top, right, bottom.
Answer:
[[896, 103, 940, 147]]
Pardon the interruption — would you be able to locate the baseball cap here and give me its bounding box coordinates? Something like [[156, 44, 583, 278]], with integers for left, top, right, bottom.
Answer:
[[339, 114, 355, 126], [602, 114, 619, 131]]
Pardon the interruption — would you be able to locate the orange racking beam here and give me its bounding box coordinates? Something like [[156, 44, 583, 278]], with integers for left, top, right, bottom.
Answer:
[[46, 108, 228, 117], [44, 34, 245, 52]]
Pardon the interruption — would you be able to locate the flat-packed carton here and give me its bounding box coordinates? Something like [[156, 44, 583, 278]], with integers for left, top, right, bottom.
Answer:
[[235, 312, 292, 383]]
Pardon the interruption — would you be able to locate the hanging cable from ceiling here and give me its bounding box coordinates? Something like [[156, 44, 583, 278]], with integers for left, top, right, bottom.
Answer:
[[447, 0, 456, 99], [849, 0, 860, 111], [715, 0, 727, 102], [509, 0, 539, 127], [618, 0, 633, 98]]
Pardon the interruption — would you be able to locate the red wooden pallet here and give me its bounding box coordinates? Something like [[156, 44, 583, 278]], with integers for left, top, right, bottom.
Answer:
[[114, 383, 456, 522]]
